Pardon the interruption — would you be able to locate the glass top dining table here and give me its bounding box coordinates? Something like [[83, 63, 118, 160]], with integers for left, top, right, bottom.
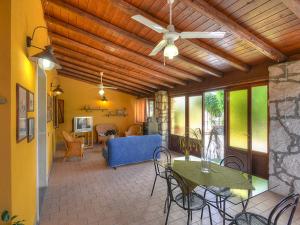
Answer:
[[159, 155, 276, 206]]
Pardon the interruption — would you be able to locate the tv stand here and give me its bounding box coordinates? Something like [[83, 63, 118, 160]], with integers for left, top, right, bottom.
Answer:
[[73, 130, 93, 149]]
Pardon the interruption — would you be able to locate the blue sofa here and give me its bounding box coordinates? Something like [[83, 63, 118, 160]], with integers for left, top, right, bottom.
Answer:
[[103, 134, 162, 168]]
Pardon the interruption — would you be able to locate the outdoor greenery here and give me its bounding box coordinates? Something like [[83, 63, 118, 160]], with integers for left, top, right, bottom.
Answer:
[[205, 91, 224, 118]]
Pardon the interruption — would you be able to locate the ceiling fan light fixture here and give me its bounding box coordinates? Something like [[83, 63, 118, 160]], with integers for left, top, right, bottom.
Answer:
[[99, 89, 105, 96], [164, 42, 178, 60]]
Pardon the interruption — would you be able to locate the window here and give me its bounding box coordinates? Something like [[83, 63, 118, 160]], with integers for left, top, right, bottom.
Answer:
[[251, 86, 268, 153], [171, 96, 185, 136], [189, 96, 202, 131], [135, 98, 146, 123], [147, 99, 154, 118]]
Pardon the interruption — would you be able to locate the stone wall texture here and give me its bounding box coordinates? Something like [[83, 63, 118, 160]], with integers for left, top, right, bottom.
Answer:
[[269, 60, 300, 195], [155, 91, 168, 147]]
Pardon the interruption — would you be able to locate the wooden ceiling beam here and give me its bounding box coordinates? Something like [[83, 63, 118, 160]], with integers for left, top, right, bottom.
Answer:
[[45, 2, 222, 78], [281, 0, 300, 19], [50, 33, 186, 85], [61, 66, 155, 93], [180, 0, 287, 62], [110, 0, 250, 72], [58, 70, 149, 95], [45, 15, 203, 82], [53, 44, 174, 88], [58, 59, 159, 89]]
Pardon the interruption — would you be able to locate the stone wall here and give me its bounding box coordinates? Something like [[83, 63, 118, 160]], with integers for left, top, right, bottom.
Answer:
[[269, 60, 300, 195], [155, 91, 168, 147]]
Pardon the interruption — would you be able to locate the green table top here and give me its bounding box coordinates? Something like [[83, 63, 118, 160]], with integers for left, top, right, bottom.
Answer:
[[173, 160, 254, 190], [160, 156, 273, 204]]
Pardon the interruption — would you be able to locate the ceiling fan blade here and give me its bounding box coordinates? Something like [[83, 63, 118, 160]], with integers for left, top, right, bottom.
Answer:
[[149, 40, 167, 56], [180, 31, 226, 39], [103, 86, 118, 89], [131, 15, 168, 33]]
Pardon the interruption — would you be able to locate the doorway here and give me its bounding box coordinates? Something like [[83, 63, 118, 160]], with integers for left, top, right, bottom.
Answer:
[[36, 67, 48, 221], [225, 84, 268, 177]]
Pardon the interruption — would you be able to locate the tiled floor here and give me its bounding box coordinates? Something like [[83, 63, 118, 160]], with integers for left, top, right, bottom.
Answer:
[[40, 146, 300, 225]]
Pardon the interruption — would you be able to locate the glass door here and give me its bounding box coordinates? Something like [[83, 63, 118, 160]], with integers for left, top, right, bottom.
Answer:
[[226, 88, 251, 172], [169, 96, 186, 152], [204, 91, 225, 161], [251, 85, 268, 178], [226, 84, 269, 176], [188, 95, 203, 156]]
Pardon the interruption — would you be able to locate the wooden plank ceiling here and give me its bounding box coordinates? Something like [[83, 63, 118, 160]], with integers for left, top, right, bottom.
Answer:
[[42, 0, 300, 96]]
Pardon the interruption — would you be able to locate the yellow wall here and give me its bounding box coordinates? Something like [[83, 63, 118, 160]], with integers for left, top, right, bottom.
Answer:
[[7, 0, 57, 224], [0, 0, 12, 216], [56, 76, 137, 142]]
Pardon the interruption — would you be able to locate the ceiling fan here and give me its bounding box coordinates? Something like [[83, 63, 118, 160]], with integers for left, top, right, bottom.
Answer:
[[131, 0, 226, 60], [97, 72, 117, 97]]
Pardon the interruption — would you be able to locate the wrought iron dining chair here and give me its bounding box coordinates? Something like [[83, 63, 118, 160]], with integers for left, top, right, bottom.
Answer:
[[229, 193, 299, 225], [150, 146, 172, 197], [165, 168, 213, 225], [201, 155, 245, 224]]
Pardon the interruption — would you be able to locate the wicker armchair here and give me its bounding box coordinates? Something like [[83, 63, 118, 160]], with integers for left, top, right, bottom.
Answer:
[[62, 131, 84, 160], [125, 124, 143, 137]]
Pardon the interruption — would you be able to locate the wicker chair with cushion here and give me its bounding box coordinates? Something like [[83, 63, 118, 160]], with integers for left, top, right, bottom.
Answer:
[[62, 131, 84, 160], [125, 124, 142, 136], [96, 124, 118, 144]]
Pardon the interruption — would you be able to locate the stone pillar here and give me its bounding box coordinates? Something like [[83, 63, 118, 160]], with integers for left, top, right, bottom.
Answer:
[[155, 91, 169, 147], [269, 60, 300, 195]]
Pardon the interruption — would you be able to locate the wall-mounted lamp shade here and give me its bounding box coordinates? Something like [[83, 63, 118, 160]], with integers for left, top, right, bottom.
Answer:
[[52, 85, 64, 96], [31, 46, 61, 70], [0, 97, 7, 104]]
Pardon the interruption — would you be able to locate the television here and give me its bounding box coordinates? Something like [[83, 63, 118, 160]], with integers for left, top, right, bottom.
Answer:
[[73, 116, 93, 132]]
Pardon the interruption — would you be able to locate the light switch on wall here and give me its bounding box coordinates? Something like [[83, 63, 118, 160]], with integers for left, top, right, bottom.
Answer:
[[0, 97, 7, 104]]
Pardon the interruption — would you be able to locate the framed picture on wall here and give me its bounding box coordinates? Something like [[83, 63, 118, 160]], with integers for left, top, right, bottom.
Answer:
[[58, 99, 64, 124], [27, 91, 34, 112], [47, 94, 53, 122], [27, 117, 34, 142], [16, 84, 28, 142]]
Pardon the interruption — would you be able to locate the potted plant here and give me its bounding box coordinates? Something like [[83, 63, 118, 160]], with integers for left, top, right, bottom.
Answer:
[[1, 210, 25, 225], [105, 129, 117, 140], [178, 128, 203, 161]]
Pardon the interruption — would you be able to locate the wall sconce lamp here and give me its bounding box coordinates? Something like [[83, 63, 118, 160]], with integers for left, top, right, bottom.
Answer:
[[27, 26, 61, 71], [50, 83, 64, 96], [0, 97, 7, 105]]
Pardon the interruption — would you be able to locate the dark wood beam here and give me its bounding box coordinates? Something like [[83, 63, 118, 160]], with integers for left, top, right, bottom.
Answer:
[[53, 44, 174, 88], [61, 67, 155, 93], [58, 70, 148, 96], [58, 59, 159, 89], [281, 0, 300, 19], [110, 0, 250, 72], [180, 0, 287, 62], [45, 2, 222, 77], [45, 15, 203, 82], [50, 33, 186, 85]]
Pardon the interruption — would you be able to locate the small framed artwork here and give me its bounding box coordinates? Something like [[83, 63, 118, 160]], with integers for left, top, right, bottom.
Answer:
[[47, 94, 53, 122], [27, 91, 34, 112], [16, 84, 28, 142], [27, 117, 35, 142]]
